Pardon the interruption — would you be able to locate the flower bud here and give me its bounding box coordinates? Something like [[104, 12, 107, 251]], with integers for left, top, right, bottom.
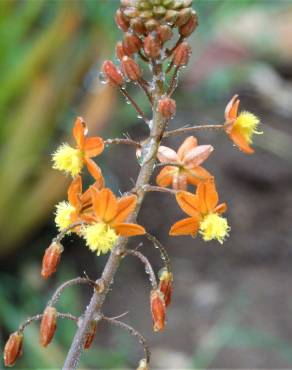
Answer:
[[172, 41, 191, 66], [145, 19, 158, 32], [121, 56, 142, 81], [159, 269, 173, 307], [130, 19, 146, 35], [123, 32, 142, 55], [150, 289, 166, 332], [101, 60, 124, 86], [115, 9, 129, 32], [179, 10, 198, 37], [158, 97, 176, 119], [175, 7, 192, 26], [164, 9, 179, 24], [40, 307, 57, 347], [157, 25, 173, 42], [137, 358, 149, 370], [144, 34, 161, 59], [41, 241, 63, 279], [115, 42, 127, 60], [84, 321, 97, 350], [3, 332, 23, 367]]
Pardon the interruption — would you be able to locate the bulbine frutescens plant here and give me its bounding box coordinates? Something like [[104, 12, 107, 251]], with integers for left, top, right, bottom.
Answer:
[[3, 1, 262, 369]]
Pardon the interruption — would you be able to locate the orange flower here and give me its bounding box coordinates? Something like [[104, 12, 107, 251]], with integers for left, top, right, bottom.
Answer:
[[82, 188, 146, 255], [55, 175, 104, 232], [156, 136, 213, 190], [52, 117, 104, 178], [224, 95, 262, 154], [170, 179, 230, 244]]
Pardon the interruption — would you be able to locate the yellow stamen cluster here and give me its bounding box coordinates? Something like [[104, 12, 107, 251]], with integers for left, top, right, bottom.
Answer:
[[199, 213, 230, 244], [233, 111, 262, 143], [55, 201, 75, 231], [52, 143, 83, 177], [83, 223, 118, 256]]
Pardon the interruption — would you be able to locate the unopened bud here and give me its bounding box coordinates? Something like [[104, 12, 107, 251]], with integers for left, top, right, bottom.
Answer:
[[157, 25, 173, 42], [175, 7, 192, 27], [123, 32, 142, 55], [158, 97, 176, 119], [144, 34, 161, 59], [137, 358, 149, 370], [145, 19, 158, 32], [150, 289, 166, 332], [102, 60, 124, 86], [41, 241, 63, 279], [159, 269, 173, 307], [115, 9, 129, 32], [164, 9, 179, 24], [3, 332, 23, 367], [40, 307, 57, 347], [179, 10, 198, 37], [130, 19, 146, 35], [115, 42, 127, 60], [173, 41, 191, 66], [122, 56, 142, 81], [84, 321, 97, 350]]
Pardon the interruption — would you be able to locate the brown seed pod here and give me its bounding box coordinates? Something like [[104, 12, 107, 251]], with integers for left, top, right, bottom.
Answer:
[[179, 10, 198, 37], [144, 34, 161, 59], [121, 56, 142, 81], [123, 32, 142, 55], [172, 41, 192, 66], [41, 241, 63, 279], [150, 289, 166, 332], [101, 60, 124, 86], [3, 332, 23, 367], [40, 307, 57, 347], [158, 97, 176, 119]]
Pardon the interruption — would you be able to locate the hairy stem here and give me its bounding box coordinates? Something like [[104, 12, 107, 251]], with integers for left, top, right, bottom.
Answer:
[[62, 62, 166, 370], [163, 124, 224, 138]]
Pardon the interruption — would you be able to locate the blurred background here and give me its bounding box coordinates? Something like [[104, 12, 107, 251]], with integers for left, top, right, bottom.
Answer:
[[1, 0, 292, 368]]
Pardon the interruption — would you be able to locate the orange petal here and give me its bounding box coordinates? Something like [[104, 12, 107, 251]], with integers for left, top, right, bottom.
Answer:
[[177, 136, 198, 161], [183, 145, 214, 168], [176, 191, 200, 217], [229, 130, 254, 154], [84, 137, 104, 158], [169, 217, 199, 236], [157, 146, 179, 163], [73, 117, 86, 148], [114, 223, 146, 236], [91, 188, 118, 223], [225, 95, 239, 122], [186, 166, 212, 186], [156, 166, 177, 187], [85, 158, 104, 181], [81, 177, 104, 207], [197, 178, 218, 213], [68, 176, 82, 208], [112, 195, 137, 225], [215, 202, 227, 214]]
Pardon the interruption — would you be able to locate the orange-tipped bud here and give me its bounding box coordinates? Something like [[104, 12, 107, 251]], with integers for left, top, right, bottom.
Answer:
[[84, 321, 97, 350], [159, 269, 173, 307], [40, 307, 57, 347], [145, 19, 159, 32], [179, 10, 198, 37], [101, 60, 124, 86], [173, 42, 192, 66], [158, 97, 176, 119], [121, 56, 142, 81], [157, 25, 173, 43], [150, 289, 166, 332], [41, 241, 63, 279], [144, 34, 161, 59], [3, 332, 23, 367], [115, 9, 129, 32], [123, 33, 142, 55], [137, 358, 149, 370], [115, 42, 127, 60]]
